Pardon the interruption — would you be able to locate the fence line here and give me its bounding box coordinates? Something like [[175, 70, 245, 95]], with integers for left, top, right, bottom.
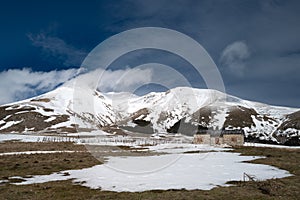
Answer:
[[37, 136, 188, 146]]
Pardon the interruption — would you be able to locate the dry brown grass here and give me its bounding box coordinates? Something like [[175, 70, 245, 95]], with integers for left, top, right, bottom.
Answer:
[[0, 152, 101, 178], [0, 141, 87, 153]]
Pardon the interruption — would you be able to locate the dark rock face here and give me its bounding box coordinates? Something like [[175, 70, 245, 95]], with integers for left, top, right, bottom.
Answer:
[[118, 108, 155, 134], [279, 110, 300, 130], [0, 105, 70, 133], [223, 106, 257, 128], [167, 107, 212, 135], [166, 106, 257, 135], [283, 136, 300, 146], [133, 119, 151, 127], [244, 135, 279, 145], [0, 106, 36, 119]]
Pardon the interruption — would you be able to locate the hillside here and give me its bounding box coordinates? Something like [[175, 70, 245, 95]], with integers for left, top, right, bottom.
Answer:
[[0, 85, 299, 145]]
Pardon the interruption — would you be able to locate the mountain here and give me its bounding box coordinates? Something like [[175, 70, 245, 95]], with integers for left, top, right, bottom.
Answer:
[[0, 84, 299, 145], [111, 87, 299, 145], [0, 86, 115, 134]]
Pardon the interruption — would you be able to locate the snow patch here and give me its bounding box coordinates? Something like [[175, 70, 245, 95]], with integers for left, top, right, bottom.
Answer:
[[0, 120, 23, 130], [14, 152, 291, 192], [44, 116, 56, 122]]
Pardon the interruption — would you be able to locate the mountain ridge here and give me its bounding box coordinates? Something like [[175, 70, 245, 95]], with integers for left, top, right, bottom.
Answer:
[[0, 85, 299, 145]]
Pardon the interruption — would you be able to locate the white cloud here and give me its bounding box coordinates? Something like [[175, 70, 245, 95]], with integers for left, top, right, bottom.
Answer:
[[0, 67, 154, 105], [70, 68, 153, 93], [220, 41, 250, 77], [100, 68, 153, 92], [0, 68, 79, 105], [27, 33, 87, 66]]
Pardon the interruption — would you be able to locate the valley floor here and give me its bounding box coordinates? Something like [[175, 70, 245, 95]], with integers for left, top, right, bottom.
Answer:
[[0, 136, 299, 199]]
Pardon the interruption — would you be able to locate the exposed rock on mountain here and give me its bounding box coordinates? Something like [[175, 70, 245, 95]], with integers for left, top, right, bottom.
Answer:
[[0, 85, 299, 145]]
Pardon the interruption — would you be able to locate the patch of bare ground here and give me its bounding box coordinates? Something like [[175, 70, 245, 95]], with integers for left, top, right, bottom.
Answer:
[[0, 146, 299, 199], [0, 151, 101, 178], [0, 141, 87, 153]]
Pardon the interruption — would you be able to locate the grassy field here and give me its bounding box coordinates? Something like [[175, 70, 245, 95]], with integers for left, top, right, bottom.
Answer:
[[0, 141, 87, 153], [0, 142, 299, 200]]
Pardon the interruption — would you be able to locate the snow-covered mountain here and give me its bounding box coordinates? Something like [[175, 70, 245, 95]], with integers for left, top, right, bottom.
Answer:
[[0, 85, 115, 134], [0, 84, 299, 145], [110, 87, 299, 145]]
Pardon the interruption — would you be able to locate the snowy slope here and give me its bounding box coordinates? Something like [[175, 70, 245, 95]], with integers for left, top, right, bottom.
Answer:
[[0, 84, 299, 144], [113, 87, 229, 131], [0, 85, 115, 133], [109, 87, 299, 145]]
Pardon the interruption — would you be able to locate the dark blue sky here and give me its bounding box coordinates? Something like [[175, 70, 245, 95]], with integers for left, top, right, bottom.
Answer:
[[0, 0, 299, 107]]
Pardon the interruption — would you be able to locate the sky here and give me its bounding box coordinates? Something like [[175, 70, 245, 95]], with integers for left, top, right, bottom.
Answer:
[[0, 0, 299, 107]]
